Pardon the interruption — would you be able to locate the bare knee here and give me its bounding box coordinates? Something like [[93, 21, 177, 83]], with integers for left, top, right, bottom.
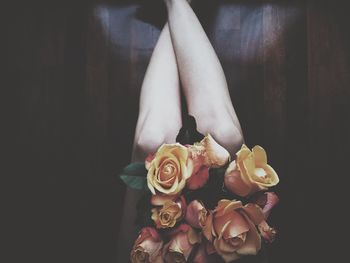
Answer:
[[133, 124, 180, 161], [136, 129, 167, 157], [212, 122, 244, 155]]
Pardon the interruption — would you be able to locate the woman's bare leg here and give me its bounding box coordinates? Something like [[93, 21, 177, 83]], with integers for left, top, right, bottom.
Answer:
[[117, 24, 181, 261], [165, 0, 244, 155]]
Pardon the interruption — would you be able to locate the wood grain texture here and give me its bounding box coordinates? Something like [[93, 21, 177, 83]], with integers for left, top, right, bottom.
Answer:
[[5, 1, 349, 262]]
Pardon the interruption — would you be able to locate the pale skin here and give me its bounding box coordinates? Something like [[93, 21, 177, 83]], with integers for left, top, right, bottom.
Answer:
[[118, 0, 244, 261]]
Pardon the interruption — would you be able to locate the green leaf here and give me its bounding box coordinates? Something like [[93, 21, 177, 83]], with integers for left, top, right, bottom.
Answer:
[[120, 175, 147, 190], [118, 162, 148, 190], [121, 162, 147, 177]]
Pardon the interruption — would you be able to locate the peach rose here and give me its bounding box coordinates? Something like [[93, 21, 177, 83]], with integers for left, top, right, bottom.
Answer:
[[147, 144, 192, 196], [185, 200, 208, 229], [130, 227, 164, 263], [186, 134, 230, 190], [151, 197, 186, 229], [162, 224, 201, 262], [224, 145, 279, 197], [203, 200, 264, 262], [189, 134, 230, 168]]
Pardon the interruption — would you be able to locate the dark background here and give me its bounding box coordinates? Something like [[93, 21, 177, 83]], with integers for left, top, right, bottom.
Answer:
[[4, 0, 349, 262]]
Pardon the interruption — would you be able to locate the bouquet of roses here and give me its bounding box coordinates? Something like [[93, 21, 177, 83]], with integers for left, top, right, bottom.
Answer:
[[119, 126, 280, 263]]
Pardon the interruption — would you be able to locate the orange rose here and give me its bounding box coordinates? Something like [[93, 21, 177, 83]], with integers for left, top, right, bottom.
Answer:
[[203, 200, 264, 262], [130, 227, 164, 263], [224, 145, 279, 197]]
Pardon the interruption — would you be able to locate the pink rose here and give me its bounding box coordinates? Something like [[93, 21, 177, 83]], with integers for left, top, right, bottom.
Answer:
[[130, 227, 164, 263], [203, 200, 264, 262], [185, 200, 208, 229], [162, 224, 201, 262]]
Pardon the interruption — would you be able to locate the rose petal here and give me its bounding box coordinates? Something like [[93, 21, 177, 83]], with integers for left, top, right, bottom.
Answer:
[[187, 165, 210, 190], [262, 192, 280, 219], [140, 239, 163, 255], [214, 241, 241, 263], [167, 223, 191, 238], [185, 200, 206, 228], [133, 227, 164, 263], [145, 153, 156, 170], [169, 232, 193, 260], [236, 144, 251, 163], [236, 216, 261, 256], [188, 227, 201, 245], [203, 213, 214, 241], [255, 164, 280, 188], [252, 145, 267, 166], [214, 210, 250, 239], [241, 203, 265, 225], [151, 194, 178, 206], [201, 134, 230, 168], [136, 227, 160, 246], [214, 237, 237, 254], [215, 199, 242, 217], [224, 161, 252, 197], [258, 220, 277, 243]]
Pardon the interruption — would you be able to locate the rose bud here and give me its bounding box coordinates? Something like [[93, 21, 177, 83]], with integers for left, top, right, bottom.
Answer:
[[130, 227, 164, 263], [185, 200, 208, 229], [189, 134, 230, 168], [252, 192, 279, 243], [258, 220, 277, 243], [253, 192, 280, 219], [152, 197, 186, 229], [163, 224, 201, 263], [203, 200, 265, 263], [147, 144, 193, 196], [186, 134, 230, 190], [224, 145, 279, 197]]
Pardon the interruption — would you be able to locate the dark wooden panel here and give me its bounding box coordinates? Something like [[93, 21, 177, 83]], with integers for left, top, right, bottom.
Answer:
[[5, 1, 349, 262]]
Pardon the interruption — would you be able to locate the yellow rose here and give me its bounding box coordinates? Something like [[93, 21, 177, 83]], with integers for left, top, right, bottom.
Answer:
[[151, 197, 186, 229], [224, 145, 279, 197], [147, 144, 192, 196]]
